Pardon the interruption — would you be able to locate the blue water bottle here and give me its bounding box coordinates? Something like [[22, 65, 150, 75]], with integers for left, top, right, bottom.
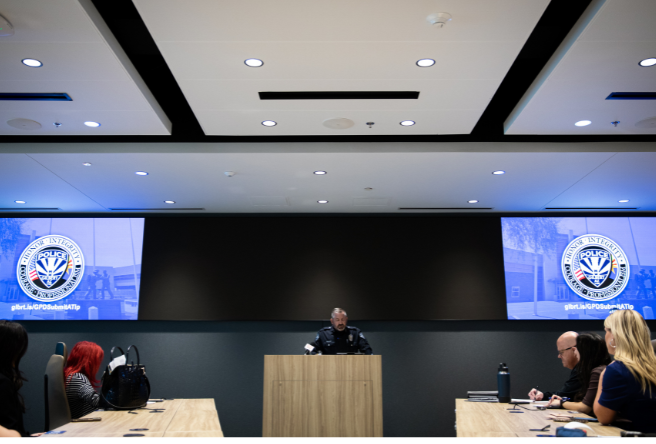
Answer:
[[497, 363, 510, 403]]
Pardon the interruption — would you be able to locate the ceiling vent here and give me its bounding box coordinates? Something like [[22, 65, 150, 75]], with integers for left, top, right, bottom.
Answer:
[[605, 92, 656, 100], [259, 91, 420, 100], [0, 93, 72, 101]]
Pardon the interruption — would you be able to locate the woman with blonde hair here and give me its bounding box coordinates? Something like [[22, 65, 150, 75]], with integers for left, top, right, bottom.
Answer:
[[594, 310, 656, 433]]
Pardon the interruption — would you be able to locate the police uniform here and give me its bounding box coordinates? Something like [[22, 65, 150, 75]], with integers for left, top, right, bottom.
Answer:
[[310, 326, 373, 355]]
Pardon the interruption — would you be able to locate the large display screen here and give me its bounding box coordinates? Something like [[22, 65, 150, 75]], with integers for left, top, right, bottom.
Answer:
[[139, 216, 508, 321], [0, 218, 144, 321], [502, 217, 656, 320]]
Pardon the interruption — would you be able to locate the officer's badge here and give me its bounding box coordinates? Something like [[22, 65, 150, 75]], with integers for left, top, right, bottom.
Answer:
[[35, 247, 69, 288], [17, 235, 85, 302], [561, 235, 629, 301]]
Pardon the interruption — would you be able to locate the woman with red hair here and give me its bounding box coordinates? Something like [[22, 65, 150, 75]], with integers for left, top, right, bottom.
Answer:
[[64, 341, 104, 419]]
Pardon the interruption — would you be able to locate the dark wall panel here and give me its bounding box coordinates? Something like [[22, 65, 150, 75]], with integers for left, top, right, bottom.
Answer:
[[19, 319, 654, 437], [139, 216, 508, 320]]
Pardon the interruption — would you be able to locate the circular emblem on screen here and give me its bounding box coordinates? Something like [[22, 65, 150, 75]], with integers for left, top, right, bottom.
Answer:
[[16, 235, 85, 302], [561, 234, 629, 301]]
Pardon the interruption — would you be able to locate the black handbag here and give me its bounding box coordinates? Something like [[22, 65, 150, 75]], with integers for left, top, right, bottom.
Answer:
[[100, 345, 151, 410]]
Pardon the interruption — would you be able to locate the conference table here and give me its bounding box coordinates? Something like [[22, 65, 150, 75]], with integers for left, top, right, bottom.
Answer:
[[455, 399, 625, 437], [43, 399, 223, 438]]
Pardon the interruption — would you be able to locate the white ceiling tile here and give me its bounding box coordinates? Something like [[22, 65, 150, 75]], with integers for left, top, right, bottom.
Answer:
[[0, 110, 172, 135], [0, 0, 170, 136], [135, 0, 547, 135], [506, 0, 656, 135], [0, 154, 106, 211], [195, 109, 482, 136], [545, 153, 656, 210], [0, 0, 104, 43], [158, 41, 524, 81], [0, 42, 131, 81], [135, 0, 549, 42], [579, 0, 656, 42]]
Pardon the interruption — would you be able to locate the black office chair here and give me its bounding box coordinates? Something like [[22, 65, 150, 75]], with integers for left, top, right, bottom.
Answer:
[[44, 342, 72, 432]]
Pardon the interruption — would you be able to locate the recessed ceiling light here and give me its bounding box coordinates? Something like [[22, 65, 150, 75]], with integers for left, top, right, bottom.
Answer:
[[262, 120, 277, 127], [164, 200, 176, 204], [22, 58, 42, 67], [416, 59, 435, 67], [135, 171, 148, 176], [400, 120, 416, 126], [575, 120, 592, 127], [468, 200, 479, 203], [492, 170, 505, 175], [619, 199, 630, 203], [314, 171, 327, 175], [317, 200, 329, 204], [84, 121, 101, 127], [15, 200, 26, 204], [244, 58, 264, 67], [83, 162, 92, 166], [639, 58, 656, 67]]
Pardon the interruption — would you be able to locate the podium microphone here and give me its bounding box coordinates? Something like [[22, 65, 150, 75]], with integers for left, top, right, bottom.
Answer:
[[304, 343, 315, 355]]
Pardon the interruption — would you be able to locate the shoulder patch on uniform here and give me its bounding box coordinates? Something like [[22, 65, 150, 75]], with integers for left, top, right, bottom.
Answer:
[[315, 334, 320, 341], [359, 333, 365, 339]]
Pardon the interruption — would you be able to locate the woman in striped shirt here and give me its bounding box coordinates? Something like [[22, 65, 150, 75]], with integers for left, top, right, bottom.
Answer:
[[64, 341, 104, 419]]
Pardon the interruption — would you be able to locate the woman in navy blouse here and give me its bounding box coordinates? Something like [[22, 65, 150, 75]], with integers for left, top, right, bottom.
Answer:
[[594, 310, 656, 433]]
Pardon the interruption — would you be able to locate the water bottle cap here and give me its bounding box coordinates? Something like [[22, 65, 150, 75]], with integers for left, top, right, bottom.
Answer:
[[498, 363, 509, 371]]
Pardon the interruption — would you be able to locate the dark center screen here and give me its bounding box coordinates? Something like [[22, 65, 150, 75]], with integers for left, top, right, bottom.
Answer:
[[138, 216, 508, 321]]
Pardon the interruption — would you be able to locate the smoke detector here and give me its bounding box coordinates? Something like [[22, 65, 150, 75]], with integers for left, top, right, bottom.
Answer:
[[427, 12, 452, 28], [0, 14, 15, 37]]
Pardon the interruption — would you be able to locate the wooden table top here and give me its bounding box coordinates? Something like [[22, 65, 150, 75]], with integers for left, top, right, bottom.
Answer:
[[455, 399, 624, 437], [43, 399, 223, 438]]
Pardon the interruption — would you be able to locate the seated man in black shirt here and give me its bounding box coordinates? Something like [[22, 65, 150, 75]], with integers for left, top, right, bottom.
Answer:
[[309, 308, 372, 355], [528, 331, 582, 401]]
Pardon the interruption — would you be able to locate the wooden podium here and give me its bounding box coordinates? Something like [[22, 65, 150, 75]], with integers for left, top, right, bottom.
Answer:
[[262, 355, 383, 437]]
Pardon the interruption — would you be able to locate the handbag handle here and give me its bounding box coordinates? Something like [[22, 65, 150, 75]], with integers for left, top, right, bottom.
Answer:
[[110, 346, 125, 360], [125, 345, 140, 366]]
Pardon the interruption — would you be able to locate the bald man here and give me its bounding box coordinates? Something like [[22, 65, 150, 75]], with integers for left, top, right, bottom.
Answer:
[[529, 331, 582, 401]]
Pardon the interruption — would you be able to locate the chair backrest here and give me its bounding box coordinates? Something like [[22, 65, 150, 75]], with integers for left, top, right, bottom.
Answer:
[[44, 355, 71, 431], [55, 342, 68, 365]]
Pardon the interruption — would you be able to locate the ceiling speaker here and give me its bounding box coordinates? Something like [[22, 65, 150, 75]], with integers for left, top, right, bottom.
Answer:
[[323, 118, 354, 130], [635, 116, 656, 129], [7, 118, 42, 130]]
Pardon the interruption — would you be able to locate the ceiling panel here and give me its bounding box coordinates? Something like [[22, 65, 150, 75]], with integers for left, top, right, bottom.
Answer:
[[134, 0, 549, 135], [0, 154, 105, 211], [195, 109, 482, 136], [0, 0, 171, 135], [134, 0, 550, 42], [544, 153, 656, 209], [15, 149, 651, 213], [505, 0, 656, 135]]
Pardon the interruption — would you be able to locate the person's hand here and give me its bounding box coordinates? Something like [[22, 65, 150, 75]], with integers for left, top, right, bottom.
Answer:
[[31, 432, 44, 437], [547, 395, 562, 408], [529, 389, 544, 401]]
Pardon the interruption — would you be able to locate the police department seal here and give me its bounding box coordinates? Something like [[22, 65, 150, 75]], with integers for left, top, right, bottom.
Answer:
[[16, 235, 85, 302], [561, 234, 629, 301]]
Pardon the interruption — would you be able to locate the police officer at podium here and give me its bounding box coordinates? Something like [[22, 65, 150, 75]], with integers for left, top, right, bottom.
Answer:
[[309, 308, 373, 355]]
